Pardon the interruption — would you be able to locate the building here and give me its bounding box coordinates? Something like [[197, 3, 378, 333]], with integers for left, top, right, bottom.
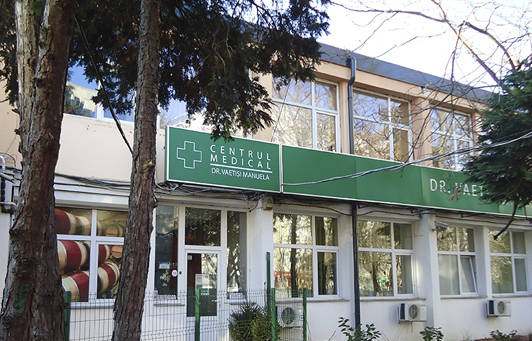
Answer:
[[1, 43, 531, 341]]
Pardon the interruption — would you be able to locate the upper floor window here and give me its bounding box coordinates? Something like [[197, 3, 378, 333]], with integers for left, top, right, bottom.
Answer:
[[489, 230, 528, 294], [352, 90, 411, 162], [437, 226, 477, 295], [358, 220, 414, 297], [272, 78, 339, 152], [56, 207, 126, 302], [430, 109, 473, 170], [273, 213, 339, 298]]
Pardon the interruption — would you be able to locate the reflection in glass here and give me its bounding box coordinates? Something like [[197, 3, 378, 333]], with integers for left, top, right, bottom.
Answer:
[[317, 112, 336, 152], [55, 207, 92, 236], [458, 228, 475, 252], [316, 217, 338, 246], [271, 103, 313, 149], [353, 119, 390, 160], [359, 251, 392, 296], [397, 255, 413, 294], [97, 210, 128, 237], [491, 256, 514, 293], [185, 207, 221, 246], [515, 258, 527, 291], [154, 206, 178, 296], [273, 214, 312, 245], [315, 81, 337, 110], [512, 232, 526, 254], [461, 257, 476, 293], [318, 252, 337, 295], [438, 254, 459, 295], [489, 230, 511, 253], [187, 253, 218, 317], [274, 248, 313, 297], [437, 227, 457, 252], [357, 221, 391, 249], [227, 211, 247, 293], [394, 223, 413, 250]]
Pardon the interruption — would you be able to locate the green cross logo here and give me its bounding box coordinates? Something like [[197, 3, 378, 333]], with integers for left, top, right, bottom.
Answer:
[[176, 141, 202, 169]]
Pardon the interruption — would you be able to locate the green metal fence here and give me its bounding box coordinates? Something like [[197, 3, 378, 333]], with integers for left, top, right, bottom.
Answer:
[[60, 288, 307, 340]]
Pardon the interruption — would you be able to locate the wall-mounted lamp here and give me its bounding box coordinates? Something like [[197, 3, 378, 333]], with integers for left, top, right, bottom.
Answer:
[[261, 196, 274, 210]]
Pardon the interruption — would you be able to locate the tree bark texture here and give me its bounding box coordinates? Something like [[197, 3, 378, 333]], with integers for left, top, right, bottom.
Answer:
[[1, 1, 76, 340], [112, 0, 160, 339]]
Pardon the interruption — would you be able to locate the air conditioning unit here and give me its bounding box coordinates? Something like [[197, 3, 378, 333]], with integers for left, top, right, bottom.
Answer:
[[398, 303, 427, 322], [276, 304, 303, 328], [486, 300, 511, 317]]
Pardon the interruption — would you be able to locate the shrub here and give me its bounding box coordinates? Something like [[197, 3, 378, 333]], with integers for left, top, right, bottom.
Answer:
[[421, 326, 444, 341], [338, 317, 381, 341], [489, 330, 517, 341], [228, 301, 262, 341]]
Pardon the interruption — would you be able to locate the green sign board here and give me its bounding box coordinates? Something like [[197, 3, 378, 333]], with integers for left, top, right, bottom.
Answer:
[[165, 128, 525, 216], [165, 127, 280, 192], [281, 146, 526, 216]]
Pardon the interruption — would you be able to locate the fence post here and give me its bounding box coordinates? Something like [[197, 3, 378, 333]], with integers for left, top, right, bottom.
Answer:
[[303, 288, 307, 341], [195, 287, 201, 341], [64, 291, 71, 341], [266, 252, 271, 310], [271, 288, 276, 341]]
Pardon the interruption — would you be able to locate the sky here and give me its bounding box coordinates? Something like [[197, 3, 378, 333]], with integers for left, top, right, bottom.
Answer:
[[69, 0, 532, 92]]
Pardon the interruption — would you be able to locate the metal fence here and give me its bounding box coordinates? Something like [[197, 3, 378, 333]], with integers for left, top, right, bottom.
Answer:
[[60, 289, 307, 340]]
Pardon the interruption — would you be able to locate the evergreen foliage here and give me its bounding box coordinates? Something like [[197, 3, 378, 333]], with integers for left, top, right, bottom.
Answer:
[[464, 60, 532, 234]]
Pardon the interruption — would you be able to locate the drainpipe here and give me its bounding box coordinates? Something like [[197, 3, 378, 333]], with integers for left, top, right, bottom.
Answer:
[[347, 57, 361, 327]]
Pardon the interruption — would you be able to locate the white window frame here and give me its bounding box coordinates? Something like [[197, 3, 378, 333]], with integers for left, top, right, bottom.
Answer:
[[430, 108, 473, 170], [351, 88, 412, 162], [489, 230, 529, 295], [437, 226, 478, 296], [357, 220, 416, 298], [272, 78, 340, 152], [57, 207, 125, 305], [272, 212, 340, 299]]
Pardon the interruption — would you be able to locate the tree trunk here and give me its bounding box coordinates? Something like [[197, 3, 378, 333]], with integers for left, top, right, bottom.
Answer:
[[112, 0, 160, 339], [1, 1, 76, 340]]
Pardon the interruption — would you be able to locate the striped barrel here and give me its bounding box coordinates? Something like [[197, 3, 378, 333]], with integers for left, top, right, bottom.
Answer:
[[97, 262, 120, 294], [76, 216, 91, 235], [62, 271, 89, 302], [55, 208, 77, 235], [105, 224, 124, 237], [58, 240, 89, 273], [98, 244, 111, 264]]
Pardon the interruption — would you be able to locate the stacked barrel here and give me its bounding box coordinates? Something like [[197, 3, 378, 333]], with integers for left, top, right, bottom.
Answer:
[[55, 208, 123, 301]]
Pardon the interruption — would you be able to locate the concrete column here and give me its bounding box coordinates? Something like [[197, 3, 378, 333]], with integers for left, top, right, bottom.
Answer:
[[247, 198, 274, 290]]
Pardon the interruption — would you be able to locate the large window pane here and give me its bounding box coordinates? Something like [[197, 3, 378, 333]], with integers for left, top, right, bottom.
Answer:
[[357, 221, 391, 249], [393, 128, 410, 163], [515, 258, 527, 291], [273, 78, 311, 105], [489, 230, 511, 253], [394, 223, 413, 250], [273, 214, 312, 245], [353, 92, 388, 121], [437, 227, 457, 252], [396, 255, 413, 294], [227, 211, 247, 293], [315, 81, 337, 110], [97, 210, 127, 237], [317, 112, 336, 152], [318, 252, 337, 295], [491, 256, 514, 294], [459, 228, 475, 252], [460, 256, 476, 293], [359, 251, 393, 296], [185, 208, 221, 246], [154, 206, 178, 296], [353, 119, 390, 160], [56, 207, 92, 236], [316, 217, 338, 246], [271, 104, 313, 148], [274, 248, 313, 297], [438, 254, 459, 295], [512, 232, 526, 254]]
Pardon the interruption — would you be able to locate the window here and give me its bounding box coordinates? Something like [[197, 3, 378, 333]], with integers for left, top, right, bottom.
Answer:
[[56, 207, 126, 302], [490, 230, 528, 294], [357, 220, 414, 297], [273, 213, 339, 297], [272, 78, 339, 151], [352, 90, 411, 162], [437, 226, 477, 295], [430, 109, 473, 170], [154, 206, 247, 296]]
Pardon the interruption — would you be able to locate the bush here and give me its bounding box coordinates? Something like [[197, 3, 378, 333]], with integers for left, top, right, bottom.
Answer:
[[228, 302, 281, 341], [421, 326, 444, 341], [338, 317, 381, 341], [489, 330, 517, 341]]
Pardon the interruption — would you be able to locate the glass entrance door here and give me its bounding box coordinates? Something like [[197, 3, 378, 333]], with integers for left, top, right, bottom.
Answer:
[[186, 252, 219, 318]]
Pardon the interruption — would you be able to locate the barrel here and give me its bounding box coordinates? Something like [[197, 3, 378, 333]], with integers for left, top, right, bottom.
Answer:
[[62, 271, 89, 302], [76, 216, 91, 235], [55, 208, 77, 235], [97, 262, 120, 294], [98, 244, 111, 264], [57, 240, 89, 273], [111, 245, 123, 261], [105, 224, 124, 237]]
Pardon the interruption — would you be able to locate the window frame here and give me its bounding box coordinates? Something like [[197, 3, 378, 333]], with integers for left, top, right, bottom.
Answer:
[[430, 108, 473, 170], [357, 219, 416, 299], [271, 78, 340, 152], [436, 226, 478, 297], [489, 230, 529, 295], [272, 211, 340, 299], [351, 88, 412, 162], [57, 207, 125, 305]]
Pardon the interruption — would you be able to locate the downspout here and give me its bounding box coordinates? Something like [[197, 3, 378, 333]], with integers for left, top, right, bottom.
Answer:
[[347, 57, 361, 327]]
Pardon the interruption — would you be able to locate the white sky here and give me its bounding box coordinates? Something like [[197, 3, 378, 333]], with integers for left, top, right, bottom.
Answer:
[[318, 0, 532, 90]]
